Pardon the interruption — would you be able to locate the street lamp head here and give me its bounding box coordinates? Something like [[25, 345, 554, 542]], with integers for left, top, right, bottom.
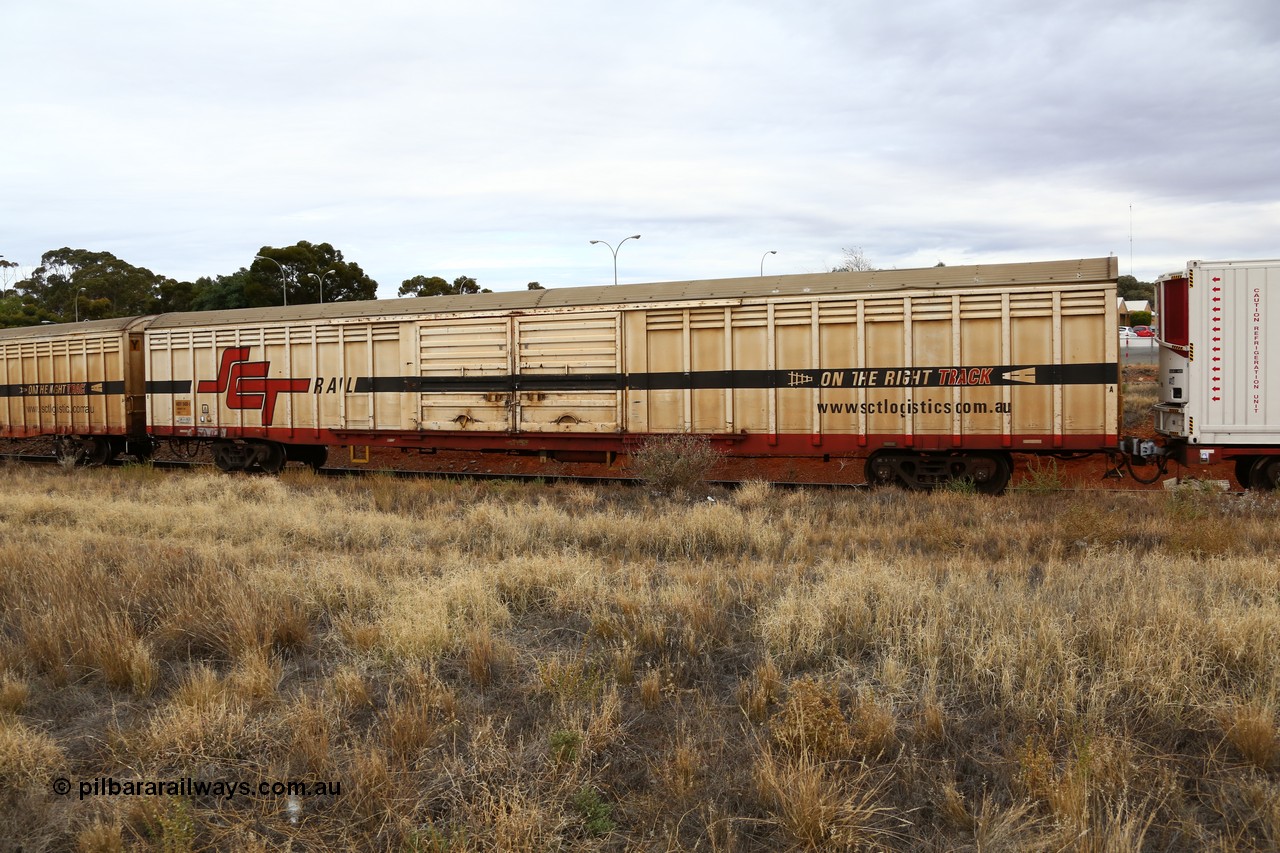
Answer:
[[590, 235, 641, 285], [760, 250, 778, 277], [254, 255, 288, 306]]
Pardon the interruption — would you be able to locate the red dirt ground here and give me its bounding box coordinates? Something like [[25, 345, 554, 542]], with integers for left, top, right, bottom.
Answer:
[[337, 439, 1233, 492]]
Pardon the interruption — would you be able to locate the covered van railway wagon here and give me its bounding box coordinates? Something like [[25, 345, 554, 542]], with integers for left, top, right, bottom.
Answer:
[[137, 257, 1120, 469], [0, 317, 148, 461]]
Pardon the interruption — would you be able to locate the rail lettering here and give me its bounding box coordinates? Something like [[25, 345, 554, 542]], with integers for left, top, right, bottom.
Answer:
[[312, 377, 357, 394]]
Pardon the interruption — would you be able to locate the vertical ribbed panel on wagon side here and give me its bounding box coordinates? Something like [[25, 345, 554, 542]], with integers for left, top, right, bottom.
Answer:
[[138, 256, 1118, 483], [0, 318, 147, 440], [621, 257, 1119, 455]]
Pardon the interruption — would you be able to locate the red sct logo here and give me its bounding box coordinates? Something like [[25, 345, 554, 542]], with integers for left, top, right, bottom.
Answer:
[[197, 348, 310, 425]]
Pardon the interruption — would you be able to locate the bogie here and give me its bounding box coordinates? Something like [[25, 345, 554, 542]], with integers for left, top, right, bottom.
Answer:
[[211, 440, 289, 474], [53, 436, 113, 467], [866, 450, 1012, 494]]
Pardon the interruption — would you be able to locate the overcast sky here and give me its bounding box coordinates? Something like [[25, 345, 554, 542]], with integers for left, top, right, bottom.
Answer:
[[3, 0, 1278, 297]]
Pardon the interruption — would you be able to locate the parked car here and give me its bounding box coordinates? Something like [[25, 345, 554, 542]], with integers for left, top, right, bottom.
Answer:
[[1133, 325, 1156, 337], [1120, 326, 1137, 338]]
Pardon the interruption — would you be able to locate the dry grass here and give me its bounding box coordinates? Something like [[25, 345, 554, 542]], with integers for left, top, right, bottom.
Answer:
[[0, 461, 1277, 850], [1123, 377, 1161, 432], [629, 433, 723, 495]]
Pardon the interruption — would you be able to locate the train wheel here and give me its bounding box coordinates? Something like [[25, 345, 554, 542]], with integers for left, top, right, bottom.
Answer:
[[97, 439, 119, 465], [54, 436, 111, 467], [1248, 457, 1280, 491], [53, 438, 79, 466], [211, 441, 244, 473], [1234, 457, 1257, 490], [251, 441, 286, 474], [971, 453, 1012, 495], [864, 452, 904, 489], [305, 446, 328, 472]]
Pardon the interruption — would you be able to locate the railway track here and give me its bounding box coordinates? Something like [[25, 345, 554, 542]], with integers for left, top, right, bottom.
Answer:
[[0, 450, 857, 491], [1, 450, 1253, 495]]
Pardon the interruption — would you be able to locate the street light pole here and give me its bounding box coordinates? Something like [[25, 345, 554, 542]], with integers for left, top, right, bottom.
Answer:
[[589, 234, 641, 286], [307, 269, 338, 304], [760, 250, 777, 276], [255, 254, 289, 306], [75, 287, 85, 322]]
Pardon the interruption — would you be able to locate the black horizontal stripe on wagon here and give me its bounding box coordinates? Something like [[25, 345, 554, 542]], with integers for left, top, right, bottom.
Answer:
[[142, 363, 1114, 398], [0, 380, 127, 397], [147, 380, 193, 395], [352, 362, 1116, 394]]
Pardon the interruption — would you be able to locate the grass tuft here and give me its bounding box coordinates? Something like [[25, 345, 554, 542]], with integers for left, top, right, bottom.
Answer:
[[0, 465, 1276, 849], [630, 433, 722, 495]]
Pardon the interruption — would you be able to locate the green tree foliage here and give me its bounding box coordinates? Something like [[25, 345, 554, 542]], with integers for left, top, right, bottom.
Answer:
[[398, 275, 451, 297], [398, 275, 493, 297], [1, 241, 381, 326], [454, 276, 492, 294], [1118, 274, 1155, 303], [20, 248, 165, 322], [0, 259, 57, 328], [527, 281, 545, 290], [1129, 309, 1153, 326], [153, 276, 200, 313], [245, 241, 378, 308], [187, 271, 255, 312], [0, 292, 57, 328]]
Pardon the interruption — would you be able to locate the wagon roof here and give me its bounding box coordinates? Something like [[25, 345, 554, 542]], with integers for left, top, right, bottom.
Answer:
[[0, 315, 150, 340], [12, 257, 1118, 335], [149, 257, 1117, 328]]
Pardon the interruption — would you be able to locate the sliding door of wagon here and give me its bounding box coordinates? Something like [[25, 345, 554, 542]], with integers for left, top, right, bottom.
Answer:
[[417, 316, 514, 432], [514, 313, 622, 433]]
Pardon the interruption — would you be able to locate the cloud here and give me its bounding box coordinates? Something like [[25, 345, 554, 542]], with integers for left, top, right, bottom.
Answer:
[[1, 0, 1276, 293]]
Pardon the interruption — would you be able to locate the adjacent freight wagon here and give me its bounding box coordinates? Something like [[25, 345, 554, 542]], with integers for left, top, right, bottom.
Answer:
[[0, 317, 151, 464], [1144, 259, 1280, 489], [0, 257, 1120, 491]]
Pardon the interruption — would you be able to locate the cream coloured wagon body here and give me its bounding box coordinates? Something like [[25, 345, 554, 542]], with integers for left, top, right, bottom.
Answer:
[[137, 257, 1120, 482], [0, 318, 149, 462]]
